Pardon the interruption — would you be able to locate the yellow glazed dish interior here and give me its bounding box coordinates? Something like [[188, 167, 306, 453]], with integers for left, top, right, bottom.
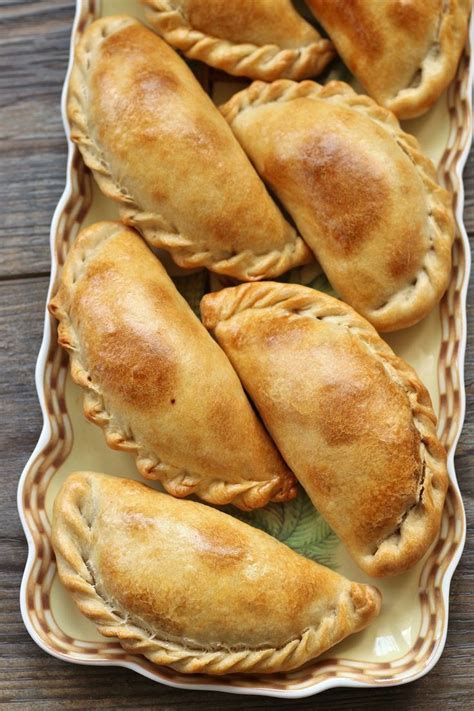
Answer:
[[18, 0, 471, 697]]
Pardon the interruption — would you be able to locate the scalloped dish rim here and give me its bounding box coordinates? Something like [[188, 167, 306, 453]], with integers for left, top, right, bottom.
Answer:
[[17, 0, 474, 699]]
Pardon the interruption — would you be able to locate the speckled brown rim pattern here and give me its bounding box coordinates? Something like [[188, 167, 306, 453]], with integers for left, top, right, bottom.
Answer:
[[17, 1, 473, 698]]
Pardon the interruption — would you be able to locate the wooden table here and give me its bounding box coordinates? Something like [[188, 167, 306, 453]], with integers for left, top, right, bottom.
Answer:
[[1, 2, 473, 709]]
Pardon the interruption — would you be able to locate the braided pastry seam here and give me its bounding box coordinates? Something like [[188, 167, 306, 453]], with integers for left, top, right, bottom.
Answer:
[[144, 0, 335, 81]]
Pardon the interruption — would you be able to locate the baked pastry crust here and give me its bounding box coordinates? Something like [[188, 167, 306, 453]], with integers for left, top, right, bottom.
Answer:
[[201, 282, 448, 577], [49, 222, 296, 510], [220, 79, 454, 332], [67, 15, 310, 281], [143, 0, 335, 81], [306, 0, 470, 119], [52, 471, 381, 674]]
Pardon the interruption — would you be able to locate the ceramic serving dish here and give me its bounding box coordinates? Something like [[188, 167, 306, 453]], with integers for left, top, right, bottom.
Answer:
[[18, 0, 473, 699]]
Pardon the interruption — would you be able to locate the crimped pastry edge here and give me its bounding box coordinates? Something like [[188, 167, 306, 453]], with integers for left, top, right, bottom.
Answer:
[[220, 78, 455, 332], [51, 471, 381, 675], [383, 0, 471, 119], [143, 0, 335, 82], [66, 14, 312, 282], [48, 221, 296, 511], [201, 282, 449, 577]]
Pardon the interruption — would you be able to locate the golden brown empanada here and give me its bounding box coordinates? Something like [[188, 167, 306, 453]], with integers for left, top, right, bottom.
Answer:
[[143, 0, 335, 81], [49, 222, 296, 510], [67, 15, 310, 281], [221, 80, 454, 332], [306, 0, 470, 118], [52, 471, 381, 674], [201, 282, 448, 577]]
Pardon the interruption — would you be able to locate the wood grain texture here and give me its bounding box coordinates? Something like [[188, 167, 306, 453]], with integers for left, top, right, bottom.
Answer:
[[0, 1, 73, 278], [0, 1, 473, 709]]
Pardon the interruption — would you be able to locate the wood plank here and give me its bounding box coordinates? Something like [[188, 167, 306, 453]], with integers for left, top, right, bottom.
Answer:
[[1, 0, 473, 707], [0, 1, 74, 277]]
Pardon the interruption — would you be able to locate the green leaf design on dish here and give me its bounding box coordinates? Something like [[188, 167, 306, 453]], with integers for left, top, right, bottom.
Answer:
[[276, 263, 338, 298], [305, 271, 338, 297], [228, 488, 339, 570]]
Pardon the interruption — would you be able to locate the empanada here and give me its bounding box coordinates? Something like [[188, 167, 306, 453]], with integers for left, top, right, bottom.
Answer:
[[144, 0, 335, 81], [67, 15, 310, 281], [306, 0, 470, 119], [221, 80, 454, 332], [201, 282, 448, 577], [49, 222, 296, 510], [52, 471, 381, 674]]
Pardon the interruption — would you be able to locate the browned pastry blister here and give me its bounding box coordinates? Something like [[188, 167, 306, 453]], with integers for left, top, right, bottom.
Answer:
[[49, 222, 297, 510], [201, 282, 448, 577], [306, 0, 471, 119], [52, 471, 381, 674], [67, 15, 311, 281], [143, 0, 335, 81], [220, 79, 455, 332]]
